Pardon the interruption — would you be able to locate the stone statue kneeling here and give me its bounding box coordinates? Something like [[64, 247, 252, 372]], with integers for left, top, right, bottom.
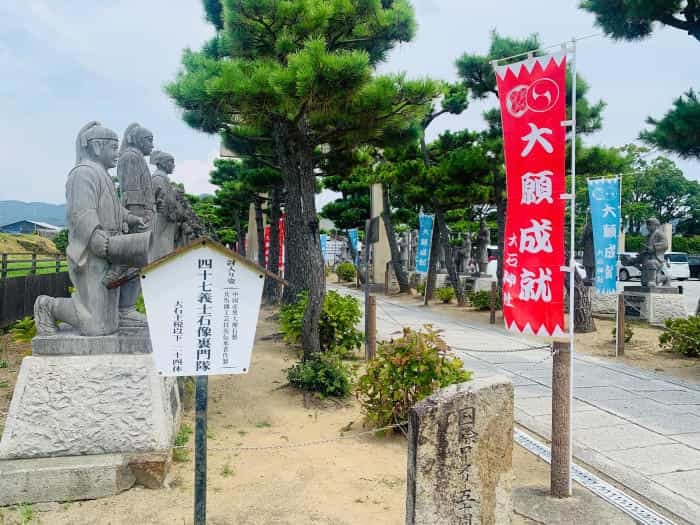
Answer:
[[34, 122, 151, 337]]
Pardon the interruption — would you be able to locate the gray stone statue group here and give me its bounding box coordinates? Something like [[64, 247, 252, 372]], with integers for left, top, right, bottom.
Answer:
[[34, 121, 203, 337]]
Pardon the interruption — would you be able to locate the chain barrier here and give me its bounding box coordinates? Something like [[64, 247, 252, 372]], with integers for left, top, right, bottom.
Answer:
[[172, 422, 407, 453]]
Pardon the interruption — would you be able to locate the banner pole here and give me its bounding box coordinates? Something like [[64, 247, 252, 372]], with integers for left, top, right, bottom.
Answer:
[[567, 38, 577, 497]]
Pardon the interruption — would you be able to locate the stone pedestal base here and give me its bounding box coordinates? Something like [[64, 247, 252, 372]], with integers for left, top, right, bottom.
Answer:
[[0, 330, 180, 505], [591, 289, 618, 315], [406, 376, 514, 525], [623, 286, 687, 325]]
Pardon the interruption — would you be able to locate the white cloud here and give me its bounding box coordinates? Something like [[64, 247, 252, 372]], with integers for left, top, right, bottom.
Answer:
[[171, 150, 219, 197]]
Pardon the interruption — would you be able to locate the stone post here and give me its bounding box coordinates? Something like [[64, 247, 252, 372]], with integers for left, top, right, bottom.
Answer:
[[406, 376, 514, 525], [661, 223, 672, 252], [370, 183, 391, 286]]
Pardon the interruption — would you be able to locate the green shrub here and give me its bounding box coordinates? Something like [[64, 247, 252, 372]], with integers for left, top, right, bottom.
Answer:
[[468, 290, 497, 311], [136, 294, 146, 314], [336, 261, 356, 282], [612, 324, 634, 343], [436, 287, 455, 304], [287, 352, 352, 397], [280, 290, 362, 355], [416, 282, 426, 296], [659, 316, 700, 357], [356, 327, 472, 429], [9, 317, 36, 343]]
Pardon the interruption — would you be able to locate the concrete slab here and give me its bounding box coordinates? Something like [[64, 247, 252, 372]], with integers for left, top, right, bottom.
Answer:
[[517, 396, 596, 417], [645, 389, 700, 406], [573, 386, 640, 402], [593, 397, 685, 419], [671, 433, 700, 450], [513, 486, 635, 525], [652, 470, 700, 506], [514, 385, 551, 399], [534, 409, 627, 431], [0, 454, 135, 506], [605, 444, 700, 476], [635, 413, 700, 435], [572, 424, 673, 452]]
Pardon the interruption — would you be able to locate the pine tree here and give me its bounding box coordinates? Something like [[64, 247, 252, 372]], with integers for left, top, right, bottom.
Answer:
[[167, 0, 436, 357], [641, 89, 700, 160]]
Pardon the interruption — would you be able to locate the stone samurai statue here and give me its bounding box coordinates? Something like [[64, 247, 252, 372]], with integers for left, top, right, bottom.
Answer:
[[117, 123, 156, 326], [34, 122, 151, 336], [150, 150, 181, 261], [621, 217, 670, 287]]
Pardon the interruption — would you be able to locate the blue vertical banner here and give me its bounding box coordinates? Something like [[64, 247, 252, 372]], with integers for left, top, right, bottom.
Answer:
[[415, 214, 434, 274], [320, 234, 328, 262], [347, 228, 359, 264], [588, 178, 620, 294]]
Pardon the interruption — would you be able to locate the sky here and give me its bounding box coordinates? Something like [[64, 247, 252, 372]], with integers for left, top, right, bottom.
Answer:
[[0, 0, 698, 206]]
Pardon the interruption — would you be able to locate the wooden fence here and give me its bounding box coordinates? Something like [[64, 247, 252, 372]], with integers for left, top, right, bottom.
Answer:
[[0, 253, 71, 329]]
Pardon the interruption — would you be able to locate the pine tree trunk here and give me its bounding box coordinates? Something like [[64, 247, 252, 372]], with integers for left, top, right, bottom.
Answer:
[[381, 186, 411, 293], [235, 214, 245, 256], [495, 170, 506, 295], [254, 196, 265, 267], [574, 270, 596, 333], [436, 211, 465, 306], [273, 119, 324, 358], [263, 187, 281, 305]]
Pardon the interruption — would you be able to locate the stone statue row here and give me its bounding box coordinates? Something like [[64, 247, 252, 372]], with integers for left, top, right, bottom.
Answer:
[[34, 121, 203, 338]]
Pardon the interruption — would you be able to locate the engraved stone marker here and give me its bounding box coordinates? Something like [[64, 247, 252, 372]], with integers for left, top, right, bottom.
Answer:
[[406, 376, 514, 525]]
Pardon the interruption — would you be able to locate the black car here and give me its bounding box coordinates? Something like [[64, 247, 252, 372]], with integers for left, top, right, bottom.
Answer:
[[689, 255, 700, 279]]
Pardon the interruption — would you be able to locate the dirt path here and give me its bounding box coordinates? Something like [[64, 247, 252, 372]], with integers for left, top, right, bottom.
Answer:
[[0, 309, 631, 524]]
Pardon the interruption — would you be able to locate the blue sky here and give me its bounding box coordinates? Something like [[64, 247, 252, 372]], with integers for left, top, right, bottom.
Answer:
[[0, 0, 698, 205]]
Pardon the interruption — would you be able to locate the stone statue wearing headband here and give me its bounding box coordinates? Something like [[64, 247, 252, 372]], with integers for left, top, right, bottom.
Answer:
[[34, 122, 150, 336], [150, 150, 181, 260], [117, 123, 155, 326]]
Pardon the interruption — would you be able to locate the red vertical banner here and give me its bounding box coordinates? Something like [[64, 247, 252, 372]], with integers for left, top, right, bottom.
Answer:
[[495, 53, 567, 337], [264, 225, 271, 267], [278, 215, 285, 272]]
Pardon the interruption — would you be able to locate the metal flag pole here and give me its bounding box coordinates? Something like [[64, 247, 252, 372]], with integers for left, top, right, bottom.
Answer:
[[567, 38, 578, 497]]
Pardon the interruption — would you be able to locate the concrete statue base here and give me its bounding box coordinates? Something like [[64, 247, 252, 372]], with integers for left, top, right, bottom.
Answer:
[[0, 328, 180, 506], [591, 288, 618, 316], [623, 286, 687, 325]]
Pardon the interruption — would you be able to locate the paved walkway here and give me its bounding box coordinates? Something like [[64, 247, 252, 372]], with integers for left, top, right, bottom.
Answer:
[[332, 285, 700, 524]]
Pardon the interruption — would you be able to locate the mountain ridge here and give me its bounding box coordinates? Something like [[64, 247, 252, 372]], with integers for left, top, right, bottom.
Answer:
[[0, 200, 67, 227]]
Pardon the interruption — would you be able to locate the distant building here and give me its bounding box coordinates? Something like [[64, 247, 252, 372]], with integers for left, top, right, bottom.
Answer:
[[0, 220, 62, 238]]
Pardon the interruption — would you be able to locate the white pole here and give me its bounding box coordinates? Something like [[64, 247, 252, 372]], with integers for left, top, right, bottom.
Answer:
[[616, 176, 622, 357], [568, 38, 577, 497]]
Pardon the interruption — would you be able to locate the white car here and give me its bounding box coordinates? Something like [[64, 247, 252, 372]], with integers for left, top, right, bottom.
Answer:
[[664, 252, 691, 281], [617, 252, 641, 281]]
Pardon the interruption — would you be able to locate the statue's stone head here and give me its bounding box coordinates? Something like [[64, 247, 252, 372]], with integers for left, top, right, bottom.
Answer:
[[150, 150, 175, 174], [122, 123, 154, 156], [647, 217, 661, 233], [76, 121, 119, 168]]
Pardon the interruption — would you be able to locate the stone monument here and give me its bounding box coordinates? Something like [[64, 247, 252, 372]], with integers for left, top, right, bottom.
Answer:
[[619, 218, 686, 324], [477, 222, 490, 275], [150, 150, 181, 261], [117, 123, 156, 327], [406, 376, 514, 525], [0, 122, 180, 506]]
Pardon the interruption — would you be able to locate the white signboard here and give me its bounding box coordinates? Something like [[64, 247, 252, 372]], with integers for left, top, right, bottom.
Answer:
[[141, 241, 265, 376]]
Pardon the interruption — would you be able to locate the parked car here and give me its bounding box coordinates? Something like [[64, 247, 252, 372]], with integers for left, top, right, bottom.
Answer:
[[689, 254, 700, 279], [664, 252, 690, 280], [617, 252, 641, 281]]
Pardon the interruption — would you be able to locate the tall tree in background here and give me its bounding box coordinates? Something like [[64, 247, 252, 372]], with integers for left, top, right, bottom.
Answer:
[[580, 2, 700, 159], [580, 1, 700, 42], [167, 0, 435, 357]]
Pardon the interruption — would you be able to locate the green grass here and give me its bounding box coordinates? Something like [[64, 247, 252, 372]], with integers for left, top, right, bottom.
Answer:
[[0, 381, 9, 388], [17, 503, 35, 524], [220, 463, 235, 478], [173, 423, 194, 463], [4, 260, 68, 279]]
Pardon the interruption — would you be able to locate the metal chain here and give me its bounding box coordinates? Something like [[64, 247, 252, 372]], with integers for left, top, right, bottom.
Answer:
[[451, 343, 552, 354], [172, 422, 407, 453]]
